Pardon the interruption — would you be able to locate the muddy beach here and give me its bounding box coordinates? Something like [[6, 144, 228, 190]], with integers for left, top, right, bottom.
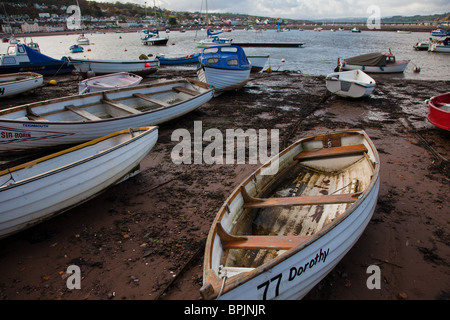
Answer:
[[0, 68, 448, 302]]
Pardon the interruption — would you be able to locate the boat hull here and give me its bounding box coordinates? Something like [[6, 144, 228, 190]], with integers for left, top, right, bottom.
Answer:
[[427, 92, 450, 130], [340, 60, 409, 73], [201, 129, 380, 300], [326, 70, 376, 98], [157, 54, 200, 66], [0, 72, 43, 98], [197, 66, 250, 94], [0, 126, 158, 239], [69, 59, 159, 76], [0, 79, 214, 152]]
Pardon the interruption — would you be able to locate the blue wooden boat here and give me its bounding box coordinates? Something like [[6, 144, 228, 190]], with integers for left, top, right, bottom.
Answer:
[[70, 44, 84, 53], [0, 38, 73, 75], [156, 53, 200, 66]]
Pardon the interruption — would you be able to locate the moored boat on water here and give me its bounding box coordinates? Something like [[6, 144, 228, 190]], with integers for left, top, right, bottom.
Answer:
[[70, 44, 84, 53], [78, 72, 143, 94], [68, 57, 159, 77], [0, 126, 158, 239], [428, 37, 450, 53], [77, 34, 90, 45], [338, 51, 409, 73], [200, 129, 380, 300], [140, 29, 169, 46], [326, 70, 376, 98], [427, 92, 450, 130], [0, 78, 214, 153], [0, 72, 43, 98], [197, 45, 251, 95], [0, 38, 73, 75]]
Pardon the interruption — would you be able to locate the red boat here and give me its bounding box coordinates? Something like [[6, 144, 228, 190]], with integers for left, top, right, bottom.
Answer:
[[427, 92, 450, 130]]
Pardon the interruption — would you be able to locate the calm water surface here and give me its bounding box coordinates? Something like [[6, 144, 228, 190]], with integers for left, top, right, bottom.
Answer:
[[2, 29, 449, 81]]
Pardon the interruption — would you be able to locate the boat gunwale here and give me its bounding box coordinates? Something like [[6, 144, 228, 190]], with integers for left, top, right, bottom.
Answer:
[[0, 126, 158, 190], [0, 78, 214, 123], [0, 72, 43, 85], [202, 129, 380, 299]]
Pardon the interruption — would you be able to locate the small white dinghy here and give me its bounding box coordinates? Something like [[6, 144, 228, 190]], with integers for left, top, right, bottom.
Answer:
[[0, 126, 158, 239], [0, 72, 43, 98], [79, 72, 143, 94], [326, 70, 376, 98], [201, 129, 380, 300]]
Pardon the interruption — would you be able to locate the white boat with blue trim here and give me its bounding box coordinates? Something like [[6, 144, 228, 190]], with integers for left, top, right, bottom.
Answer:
[[201, 129, 380, 300], [0, 126, 158, 239], [197, 45, 251, 95]]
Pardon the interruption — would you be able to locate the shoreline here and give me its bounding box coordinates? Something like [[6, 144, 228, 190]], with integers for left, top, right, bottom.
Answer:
[[1, 23, 441, 40], [0, 69, 448, 301]]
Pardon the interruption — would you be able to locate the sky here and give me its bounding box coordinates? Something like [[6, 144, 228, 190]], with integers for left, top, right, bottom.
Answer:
[[91, 0, 450, 20]]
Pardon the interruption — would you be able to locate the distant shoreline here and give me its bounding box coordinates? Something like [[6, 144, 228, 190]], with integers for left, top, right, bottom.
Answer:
[[0, 23, 440, 39]]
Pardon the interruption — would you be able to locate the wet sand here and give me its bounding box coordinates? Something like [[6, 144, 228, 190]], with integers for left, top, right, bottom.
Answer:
[[0, 68, 448, 301]]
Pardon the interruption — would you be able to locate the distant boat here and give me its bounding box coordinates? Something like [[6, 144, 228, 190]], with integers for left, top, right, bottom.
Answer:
[[413, 41, 430, 51], [0, 126, 158, 239], [77, 34, 90, 45], [197, 45, 251, 95], [156, 53, 200, 66], [68, 57, 159, 76], [247, 55, 269, 72], [0, 72, 43, 98], [0, 38, 73, 75], [200, 129, 380, 300], [428, 37, 450, 53], [338, 51, 409, 73], [326, 70, 376, 98], [351, 27, 361, 33], [140, 29, 169, 46], [196, 29, 232, 47], [431, 29, 448, 37], [0, 78, 214, 153], [397, 30, 411, 34], [78, 72, 143, 94], [427, 92, 450, 130], [69, 44, 84, 53]]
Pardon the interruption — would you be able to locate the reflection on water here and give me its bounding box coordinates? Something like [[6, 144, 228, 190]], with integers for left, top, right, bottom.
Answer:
[[2, 29, 448, 80]]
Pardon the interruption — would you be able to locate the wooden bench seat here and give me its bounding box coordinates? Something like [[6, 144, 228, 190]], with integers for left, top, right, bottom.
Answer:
[[216, 223, 310, 250], [65, 105, 101, 121], [133, 93, 170, 107], [295, 144, 367, 161], [240, 185, 360, 209], [101, 97, 141, 114], [172, 86, 200, 96]]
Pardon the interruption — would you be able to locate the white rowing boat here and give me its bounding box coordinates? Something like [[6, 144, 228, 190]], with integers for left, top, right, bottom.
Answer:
[[247, 55, 269, 72], [201, 129, 380, 300], [0, 72, 43, 98], [0, 126, 158, 239], [0, 78, 214, 153], [68, 57, 159, 76], [78, 72, 143, 94], [326, 70, 376, 98]]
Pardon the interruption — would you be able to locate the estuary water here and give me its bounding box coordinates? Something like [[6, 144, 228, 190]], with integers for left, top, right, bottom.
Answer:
[[2, 28, 449, 81]]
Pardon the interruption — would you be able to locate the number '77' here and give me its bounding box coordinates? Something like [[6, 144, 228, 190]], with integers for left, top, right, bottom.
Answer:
[[257, 273, 282, 300]]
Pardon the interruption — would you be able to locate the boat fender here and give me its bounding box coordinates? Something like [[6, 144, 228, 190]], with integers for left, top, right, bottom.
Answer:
[[379, 66, 384, 71], [145, 63, 150, 67], [362, 66, 365, 70]]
